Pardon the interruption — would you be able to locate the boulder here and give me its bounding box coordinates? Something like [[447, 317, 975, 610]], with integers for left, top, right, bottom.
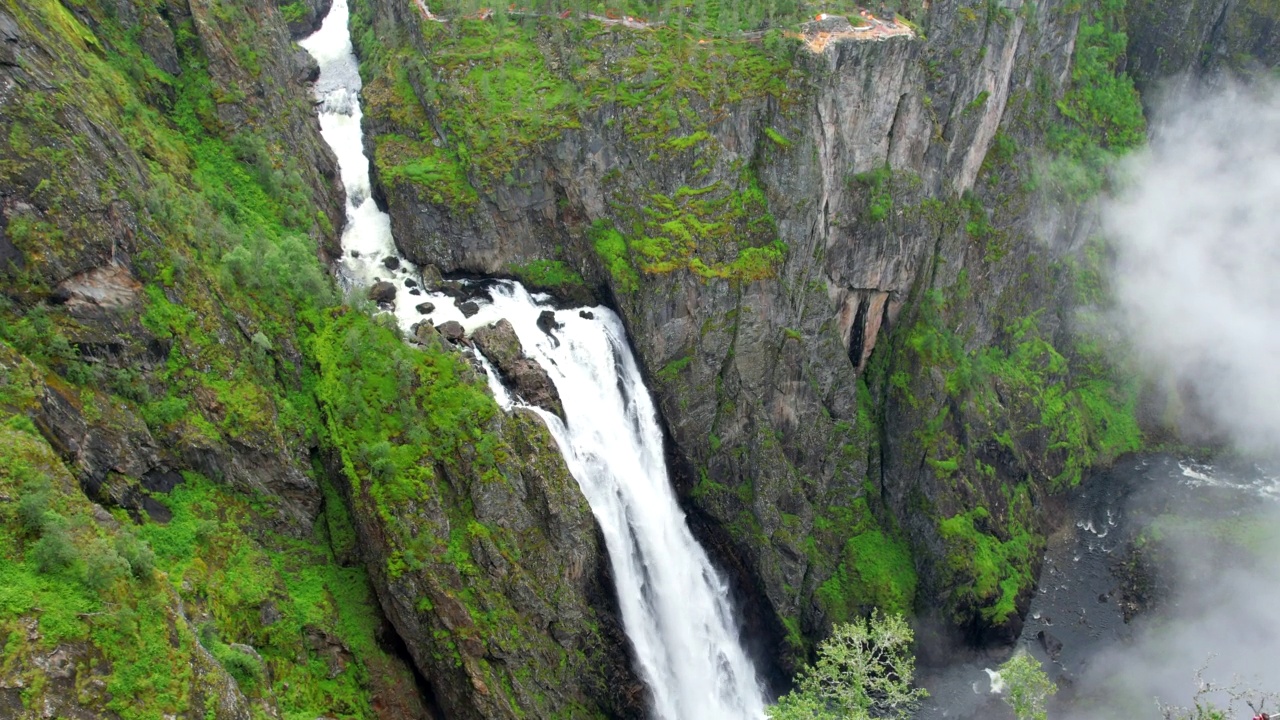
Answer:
[[459, 301, 480, 318], [437, 321, 466, 343], [472, 319, 565, 419], [382, 256, 400, 271], [368, 281, 396, 305], [537, 310, 563, 337], [1037, 629, 1064, 660], [415, 302, 435, 315]]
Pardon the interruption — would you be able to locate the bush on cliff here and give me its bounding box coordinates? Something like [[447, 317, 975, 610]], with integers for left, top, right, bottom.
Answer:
[[768, 612, 926, 720]]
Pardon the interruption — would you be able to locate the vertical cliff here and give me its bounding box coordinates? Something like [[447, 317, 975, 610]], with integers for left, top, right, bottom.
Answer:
[[0, 0, 633, 717], [1125, 0, 1280, 90], [354, 0, 1151, 665]]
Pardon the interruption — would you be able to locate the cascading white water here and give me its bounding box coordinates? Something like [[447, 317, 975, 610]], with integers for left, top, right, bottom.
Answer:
[[300, 4, 767, 718], [429, 284, 769, 720]]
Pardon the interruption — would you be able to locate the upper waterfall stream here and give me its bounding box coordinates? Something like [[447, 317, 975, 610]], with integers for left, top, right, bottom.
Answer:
[[300, 3, 768, 717]]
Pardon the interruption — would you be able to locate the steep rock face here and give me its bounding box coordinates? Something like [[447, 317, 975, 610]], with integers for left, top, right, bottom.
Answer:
[[356, 0, 1137, 662], [472, 319, 566, 419], [343, 413, 637, 720], [0, 0, 434, 717], [1125, 0, 1280, 89], [0, 0, 345, 534], [314, 312, 643, 720]]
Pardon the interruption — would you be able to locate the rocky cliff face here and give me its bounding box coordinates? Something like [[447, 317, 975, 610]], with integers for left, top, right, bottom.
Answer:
[[1125, 0, 1280, 90], [313, 311, 642, 719], [354, 0, 1152, 667], [0, 0, 632, 717]]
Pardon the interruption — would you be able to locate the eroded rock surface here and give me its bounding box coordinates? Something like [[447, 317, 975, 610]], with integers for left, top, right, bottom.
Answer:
[[472, 319, 565, 419]]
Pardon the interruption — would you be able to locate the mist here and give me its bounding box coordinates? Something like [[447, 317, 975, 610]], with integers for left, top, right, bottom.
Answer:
[[1105, 80, 1280, 455], [1075, 80, 1280, 716]]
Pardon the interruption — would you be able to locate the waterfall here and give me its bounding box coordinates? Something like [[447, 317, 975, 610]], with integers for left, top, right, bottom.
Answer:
[[300, 3, 768, 718]]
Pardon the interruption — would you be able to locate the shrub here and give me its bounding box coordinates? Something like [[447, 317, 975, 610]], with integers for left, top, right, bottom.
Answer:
[[998, 652, 1056, 720], [769, 612, 927, 720], [30, 515, 76, 574]]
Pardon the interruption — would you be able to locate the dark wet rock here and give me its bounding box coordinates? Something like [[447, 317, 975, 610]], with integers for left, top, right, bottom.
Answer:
[[408, 288, 421, 296], [367, 281, 396, 304], [140, 466, 183, 491], [472, 320, 565, 419], [140, 495, 172, 524], [437, 321, 466, 343], [419, 264, 444, 287], [275, 0, 334, 39], [458, 300, 480, 318], [260, 601, 282, 627], [579, 310, 594, 320], [1037, 630, 1064, 660], [350, 249, 360, 258], [382, 256, 401, 271], [537, 310, 562, 334], [404, 278, 417, 288], [330, 406, 640, 720], [415, 302, 435, 315], [293, 46, 320, 84]]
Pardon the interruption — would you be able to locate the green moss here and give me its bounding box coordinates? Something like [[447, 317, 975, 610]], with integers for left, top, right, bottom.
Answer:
[[852, 164, 895, 223], [1042, 0, 1145, 199], [606, 174, 787, 284], [764, 127, 792, 148], [902, 286, 1141, 490], [814, 499, 918, 620], [937, 494, 1039, 625], [590, 220, 640, 293], [507, 259, 587, 297]]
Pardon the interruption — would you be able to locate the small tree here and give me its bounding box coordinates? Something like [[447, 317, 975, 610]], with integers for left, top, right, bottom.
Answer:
[[998, 652, 1056, 720], [769, 611, 927, 720]]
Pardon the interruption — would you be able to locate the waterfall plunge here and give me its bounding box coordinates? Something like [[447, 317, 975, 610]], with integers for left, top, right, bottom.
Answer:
[[300, 4, 768, 718]]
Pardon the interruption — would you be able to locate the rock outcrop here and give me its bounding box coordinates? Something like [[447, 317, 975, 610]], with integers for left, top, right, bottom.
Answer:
[[472, 319, 566, 419], [351, 0, 1172, 665], [1125, 0, 1280, 90]]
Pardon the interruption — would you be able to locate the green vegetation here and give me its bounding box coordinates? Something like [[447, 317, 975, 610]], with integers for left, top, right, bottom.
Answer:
[[1042, 0, 1145, 198], [903, 287, 1141, 490], [890, 276, 1141, 624], [604, 176, 789, 285], [354, 6, 804, 202], [314, 308, 504, 543], [0, 422, 411, 719], [853, 164, 895, 223], [997, 652, 1057, 720], [0, 0, 459, 714], [769, 612, 926, 720], [508, 258, 589, 297], [938, 503, 1039, 625], [814, 499, 918, 619]]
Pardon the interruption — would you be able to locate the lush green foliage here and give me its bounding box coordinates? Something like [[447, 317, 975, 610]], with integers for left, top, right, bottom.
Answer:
[[508, 258, 589, 297], [420, 0, 883, 45], [0, 0, 432, 714], [0, 419, 408, 719], [938, 503, 1038, 625], [815, 499, 918, 619], [313, 308, 504, 546], [769, 612, 927, 720], [998, 652, 1056, 720], [1042, 0, 1145, 198], [604, 175, 789, 285]]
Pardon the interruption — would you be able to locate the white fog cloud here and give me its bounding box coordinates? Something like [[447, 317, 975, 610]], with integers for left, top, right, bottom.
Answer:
[[1073, 79, 1280, 715], [1105, 81, 1280, 455]]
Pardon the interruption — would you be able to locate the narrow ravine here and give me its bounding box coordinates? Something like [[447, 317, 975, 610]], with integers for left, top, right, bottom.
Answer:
[[300, 3, 768, 718]]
